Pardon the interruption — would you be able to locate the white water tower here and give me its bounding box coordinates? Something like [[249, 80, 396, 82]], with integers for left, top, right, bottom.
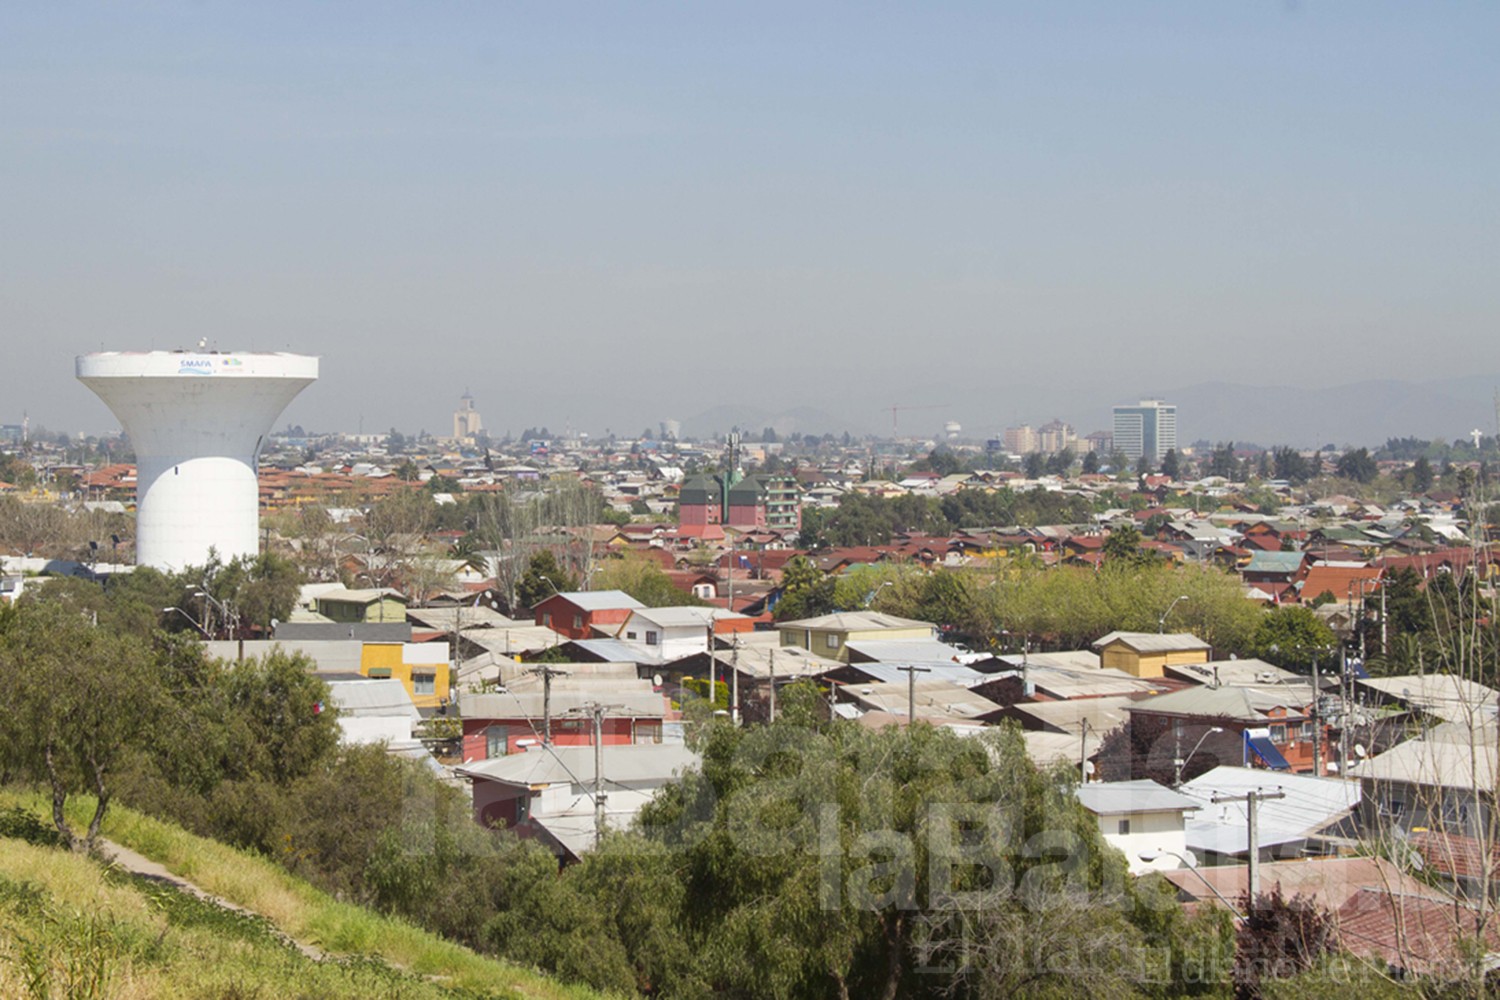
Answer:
[[77, 350, 319, 571], [944, 420, 962, 441]]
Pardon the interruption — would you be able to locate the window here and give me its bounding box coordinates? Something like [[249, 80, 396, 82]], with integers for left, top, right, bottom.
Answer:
[[515, 793, 531, 823], [825, 633, 840, 649], [1117, 818, 1131, 836], [646, 631, 659, 646], [367, 667, 392, 679], [412, 671, 436, 696], [542, 611, 552, 627], [1269, 725, 1286, 743], [634, 722, 662, 745], [486, 725, 509, 758], [573, 614, 583, 629], [1300, 721, 1314, 739], [626, 631, 637, 640]]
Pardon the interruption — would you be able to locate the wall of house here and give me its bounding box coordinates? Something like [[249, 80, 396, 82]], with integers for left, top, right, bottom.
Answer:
[[1101, 646, 1208, 679], [319, 596, 407, 623], [460, 716, 653, 761], [1097, 811, 1191, 875], [781, 625, 935, 661], [359, 642, 450, 708], [471, 779, 527, 829]]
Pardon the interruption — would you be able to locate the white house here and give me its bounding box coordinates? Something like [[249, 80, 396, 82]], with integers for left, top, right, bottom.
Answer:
[[456, 743, 700, 861], [324, 678, 421, 748], [613, 607, 753, 661], [1075, 779, 1202, 875]]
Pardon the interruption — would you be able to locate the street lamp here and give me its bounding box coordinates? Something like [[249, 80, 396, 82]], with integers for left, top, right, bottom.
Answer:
[[1137, 849, 1245, 920], [162, 607, 212, 639], [1158, 594, 1190, 634], [1174, 726, 1224, 787], [194, 590, 234, 640]]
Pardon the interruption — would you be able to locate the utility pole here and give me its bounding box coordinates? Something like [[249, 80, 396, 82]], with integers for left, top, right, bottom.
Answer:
[[589, 703, 606, 848], [1210, 788, 1286, 898], [706, 622, 717, 709], [1311, 652, 1322, 777], [730, 638, 740, 725], [528, 664, 569, 743], [1080, 719, 1092, 784], [768, 648, 776, 722], [896, 664, 932, 723]]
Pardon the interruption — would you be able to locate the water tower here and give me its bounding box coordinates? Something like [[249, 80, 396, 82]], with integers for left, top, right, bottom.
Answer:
[[77, 350, 319, 571]]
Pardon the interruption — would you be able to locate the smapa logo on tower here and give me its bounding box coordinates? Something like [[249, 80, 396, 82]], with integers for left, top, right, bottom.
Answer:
[[178, 359, 215, 375]]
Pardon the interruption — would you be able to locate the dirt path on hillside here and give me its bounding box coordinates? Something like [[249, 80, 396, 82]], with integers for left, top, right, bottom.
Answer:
[[95, 837, 326, 962]]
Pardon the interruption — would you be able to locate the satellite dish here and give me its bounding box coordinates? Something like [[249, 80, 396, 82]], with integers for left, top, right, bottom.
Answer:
[[652, 674, 663, 688], [1355, 743, 1368, 758], [1083, 761, 1096, 776]]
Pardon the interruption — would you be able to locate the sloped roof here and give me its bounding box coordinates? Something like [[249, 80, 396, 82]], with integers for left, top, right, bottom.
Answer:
[[1180, 766, 1362, 855], [1126, 683, 1314, 722], [455, 742, 698, 788], [777, 611, 935, 632], [1092, 631, 1211, 654], [325, 678, 420, 720], [1076, 779, 1201, 817], [547, 590, 646, 613], [1243, 551, 1307, 575]]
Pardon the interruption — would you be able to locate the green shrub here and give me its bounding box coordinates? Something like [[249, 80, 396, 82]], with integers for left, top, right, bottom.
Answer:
[[0, 806, 62, 849]]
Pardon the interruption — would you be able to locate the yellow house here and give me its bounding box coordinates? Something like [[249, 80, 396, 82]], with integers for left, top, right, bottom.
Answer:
[[359, 642, 451, 708], [1092, 632, 1211, 679], [778, 612, 937, 663]]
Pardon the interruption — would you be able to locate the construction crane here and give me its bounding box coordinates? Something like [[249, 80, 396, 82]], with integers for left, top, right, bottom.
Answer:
[[887, 403, 946, 438]]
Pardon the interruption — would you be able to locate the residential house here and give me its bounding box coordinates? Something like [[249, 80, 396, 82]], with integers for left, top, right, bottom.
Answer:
[[1178, 766, 1361, 863], [777, 611, 937, 662], [324, 678, 421, 749], [1350, 720, 1498, 841], [458, 679, 672, 762], [613, 607, 754, 660], [315, 587, 410, 624], [1093, 632, 1211, 679], [1124, 683, 1331, 777], [457, 743, 699, 861], [1074, 779, 1202, 874], [533, 590, 645, 640]]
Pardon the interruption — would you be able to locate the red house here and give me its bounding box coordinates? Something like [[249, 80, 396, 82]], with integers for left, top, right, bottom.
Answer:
[[534, 590, 645, 640], [459, 681, 673, 762]]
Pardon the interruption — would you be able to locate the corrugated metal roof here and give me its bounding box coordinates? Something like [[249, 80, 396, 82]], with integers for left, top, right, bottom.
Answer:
[[455, 742, 699, 787], [326, 678, 420, 719], [1076, 779, 1202, 816], [1125, 683, 1314, 722], [549, 590, 646, 613], [1180, 766, 1361, 855], [1093, 632, 1211, 654], [777, 611, 936, 631]]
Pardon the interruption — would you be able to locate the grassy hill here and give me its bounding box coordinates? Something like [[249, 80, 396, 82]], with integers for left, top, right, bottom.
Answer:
[[0, 790, 604, 1000]]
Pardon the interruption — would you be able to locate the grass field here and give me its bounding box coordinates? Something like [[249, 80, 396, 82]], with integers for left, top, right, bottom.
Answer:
[[0, 790, 607, 1000]]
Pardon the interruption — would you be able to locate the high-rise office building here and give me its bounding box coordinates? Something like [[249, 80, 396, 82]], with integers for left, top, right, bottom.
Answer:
[[1112, 399, 1177, 464]]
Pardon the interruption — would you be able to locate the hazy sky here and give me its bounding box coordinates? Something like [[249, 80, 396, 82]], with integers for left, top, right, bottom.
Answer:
[[2, 2, 1497, 442]]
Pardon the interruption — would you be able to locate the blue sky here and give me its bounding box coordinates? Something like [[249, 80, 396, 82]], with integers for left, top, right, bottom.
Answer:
[[3, 2, 1497, 441]]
